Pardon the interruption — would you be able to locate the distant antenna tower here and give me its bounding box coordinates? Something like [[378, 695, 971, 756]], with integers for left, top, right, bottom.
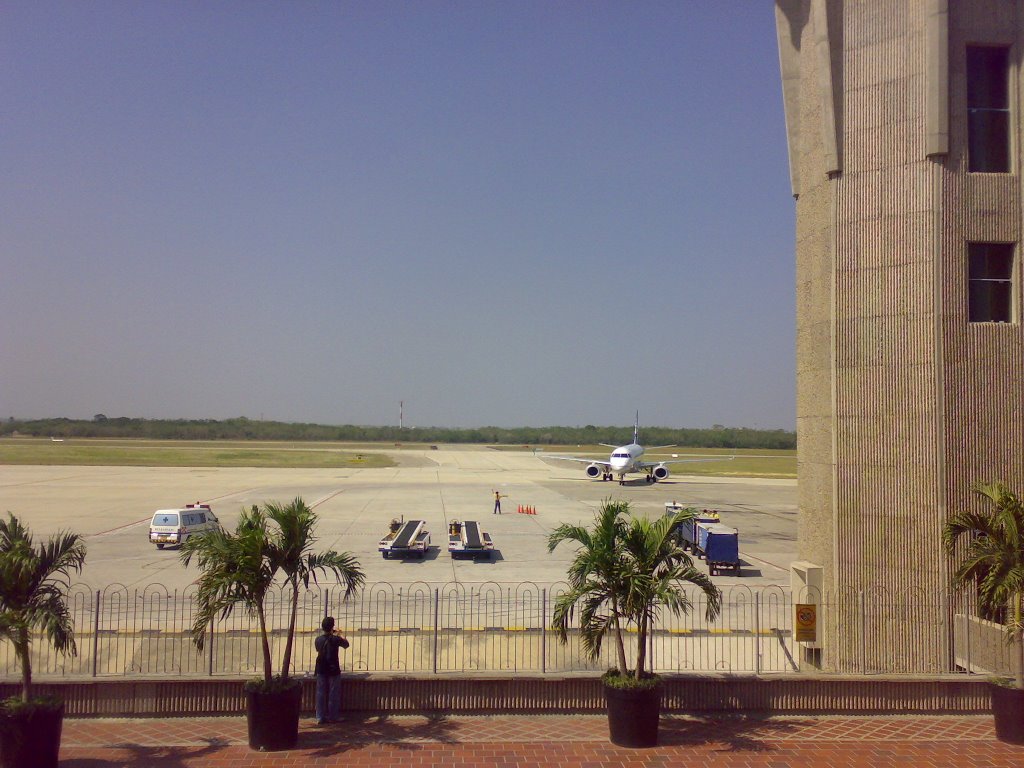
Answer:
[[400, 401, 404, 430]]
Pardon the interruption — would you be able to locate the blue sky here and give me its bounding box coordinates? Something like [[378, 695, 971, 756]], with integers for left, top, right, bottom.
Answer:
[[2, 1, 796, 430]]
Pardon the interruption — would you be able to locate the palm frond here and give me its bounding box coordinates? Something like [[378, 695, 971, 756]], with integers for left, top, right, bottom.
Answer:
[[547, 499, 722, 678], [944, 481, 1024, 687], [0, 513, 86, 701]]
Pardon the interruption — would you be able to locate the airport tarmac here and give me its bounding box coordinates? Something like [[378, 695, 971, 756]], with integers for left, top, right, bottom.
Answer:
[[0, 445, 797, 593]]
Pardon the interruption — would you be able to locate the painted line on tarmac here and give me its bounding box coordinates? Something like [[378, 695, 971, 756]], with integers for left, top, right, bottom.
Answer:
[[0, 472, 103, 488], [726, 502, 793, 523], [87, 517, 151, 538], [87, 490, 261, 538], [310, 489, 347, 509], [739, 551, 788, 572], [204, 487, 260, 503]]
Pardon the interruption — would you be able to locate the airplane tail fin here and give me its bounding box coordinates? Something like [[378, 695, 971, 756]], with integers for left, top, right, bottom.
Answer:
[[634, 411, 639, 445]]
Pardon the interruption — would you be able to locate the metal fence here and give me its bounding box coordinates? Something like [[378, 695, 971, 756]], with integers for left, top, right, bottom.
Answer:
[[0, 582, 1013, 679]]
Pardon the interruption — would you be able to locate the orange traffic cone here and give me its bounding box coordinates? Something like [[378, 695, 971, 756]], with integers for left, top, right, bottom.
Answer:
[[517, 504, 523, 514]]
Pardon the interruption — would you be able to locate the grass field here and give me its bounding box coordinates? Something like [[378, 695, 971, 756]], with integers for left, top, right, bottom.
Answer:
[[500, 444, 796, 479], [0, 438, 396, 468], [0, 438, 795, 477]]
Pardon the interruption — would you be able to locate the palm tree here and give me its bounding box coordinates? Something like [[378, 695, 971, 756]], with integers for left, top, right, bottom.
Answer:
[[181, 505, 277, 684], [548, 499, 721, 682], [263, 498, 365, 681], [181, 498, 364, 687], [548, 500, 631, 674], [0, 513, 86, 703], [943, 481, 1024, 690], [619, 511, 721, 678]]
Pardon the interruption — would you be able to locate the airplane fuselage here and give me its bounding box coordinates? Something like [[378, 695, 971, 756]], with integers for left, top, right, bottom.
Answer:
[[557, 415, 694, 485], [609, 443, 645, 476], [588, 442, 668, 484]]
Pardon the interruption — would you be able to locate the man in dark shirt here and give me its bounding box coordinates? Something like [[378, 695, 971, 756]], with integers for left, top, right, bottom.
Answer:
[[314, 616, 348, 724]]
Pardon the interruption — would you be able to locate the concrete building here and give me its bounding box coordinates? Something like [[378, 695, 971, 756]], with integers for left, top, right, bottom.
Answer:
[[775, 0, 1024, 672]]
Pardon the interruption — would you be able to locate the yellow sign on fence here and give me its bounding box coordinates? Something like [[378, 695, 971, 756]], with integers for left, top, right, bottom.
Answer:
[[795, 603, 817, 642]]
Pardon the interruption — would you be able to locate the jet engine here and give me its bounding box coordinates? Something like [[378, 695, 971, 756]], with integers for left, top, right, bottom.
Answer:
[[585, 464, 604, 479], [652, 465, 670, 481]]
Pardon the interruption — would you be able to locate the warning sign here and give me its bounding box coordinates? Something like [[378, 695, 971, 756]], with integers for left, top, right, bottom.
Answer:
[[795, 603, 817, 642]]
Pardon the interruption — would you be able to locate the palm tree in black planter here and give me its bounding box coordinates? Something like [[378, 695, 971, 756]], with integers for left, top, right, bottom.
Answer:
[[0, 513, 86, 768], [943, 481, 1024, 744], [182, 498, 363, 751], [263, 499, 364, 682], [549, 500, 720, 747]]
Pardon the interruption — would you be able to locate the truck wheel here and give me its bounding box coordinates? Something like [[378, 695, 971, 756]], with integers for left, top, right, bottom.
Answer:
[[382, 552, 388, 560], [156, 543, 164, 550]]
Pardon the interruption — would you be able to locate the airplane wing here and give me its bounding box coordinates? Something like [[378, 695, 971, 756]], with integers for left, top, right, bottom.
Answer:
[[543, 455, 612, 468], [637, 455, 735, 471]]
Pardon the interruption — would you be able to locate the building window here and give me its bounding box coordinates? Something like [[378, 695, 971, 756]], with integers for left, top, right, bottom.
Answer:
[[967, 46, 1011, 173], [968, 243, 1014, 322]]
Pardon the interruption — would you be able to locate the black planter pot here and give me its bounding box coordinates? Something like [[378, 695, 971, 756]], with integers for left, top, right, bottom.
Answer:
[[992, 682, 1024, 745], [604, 679, 662, 748], [246, 683, 302, 751], [0, 699, 64, 768]]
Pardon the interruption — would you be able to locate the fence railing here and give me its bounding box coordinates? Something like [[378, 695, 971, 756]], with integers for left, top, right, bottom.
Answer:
[[0, 582, 1013, 679]]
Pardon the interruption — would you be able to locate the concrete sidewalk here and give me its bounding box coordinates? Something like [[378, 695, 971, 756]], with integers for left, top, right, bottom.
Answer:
[[59, 713, 1024, 766]]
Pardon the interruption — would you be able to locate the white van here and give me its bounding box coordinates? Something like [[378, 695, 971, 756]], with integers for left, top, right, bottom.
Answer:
[[149, 503, 220, 549]]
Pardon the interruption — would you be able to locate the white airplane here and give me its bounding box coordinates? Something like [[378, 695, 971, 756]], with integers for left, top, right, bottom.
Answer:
[[545, 414, 734, 485]]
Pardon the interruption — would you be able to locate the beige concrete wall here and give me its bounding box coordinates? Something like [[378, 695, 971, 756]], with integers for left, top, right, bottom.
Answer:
[[778, 0, 1024, 672], [782, 0, 837, 593], [832, 0, 947, 673], [0, 675, 994, 716], [941, 2, 1024, 543]]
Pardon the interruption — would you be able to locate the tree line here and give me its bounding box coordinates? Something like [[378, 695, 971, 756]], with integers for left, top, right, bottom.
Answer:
[[1, 416, 796, 450]]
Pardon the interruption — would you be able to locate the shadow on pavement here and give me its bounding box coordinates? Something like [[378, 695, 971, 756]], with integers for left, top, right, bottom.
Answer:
[[61, 738, 227, 767], [305, 712, 458, 757], [659, 715, 809, 752]]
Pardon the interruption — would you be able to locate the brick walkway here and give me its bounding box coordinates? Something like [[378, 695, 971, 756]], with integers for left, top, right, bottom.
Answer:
[[57, 713, 1024, 766]]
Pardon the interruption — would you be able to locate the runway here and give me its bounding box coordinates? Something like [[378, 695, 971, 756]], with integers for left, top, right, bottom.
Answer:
[[0, 445, 797, 591]]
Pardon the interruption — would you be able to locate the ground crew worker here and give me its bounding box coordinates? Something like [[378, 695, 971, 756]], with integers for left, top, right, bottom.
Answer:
[[493, 490, 505, 514]]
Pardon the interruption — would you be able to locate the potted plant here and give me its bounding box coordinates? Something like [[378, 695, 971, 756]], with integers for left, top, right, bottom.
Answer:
[[0, 513, 86, 768], [943, 481, 1024, 744], [548, 500, 720, 747], [181, 497, 363, 751]]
